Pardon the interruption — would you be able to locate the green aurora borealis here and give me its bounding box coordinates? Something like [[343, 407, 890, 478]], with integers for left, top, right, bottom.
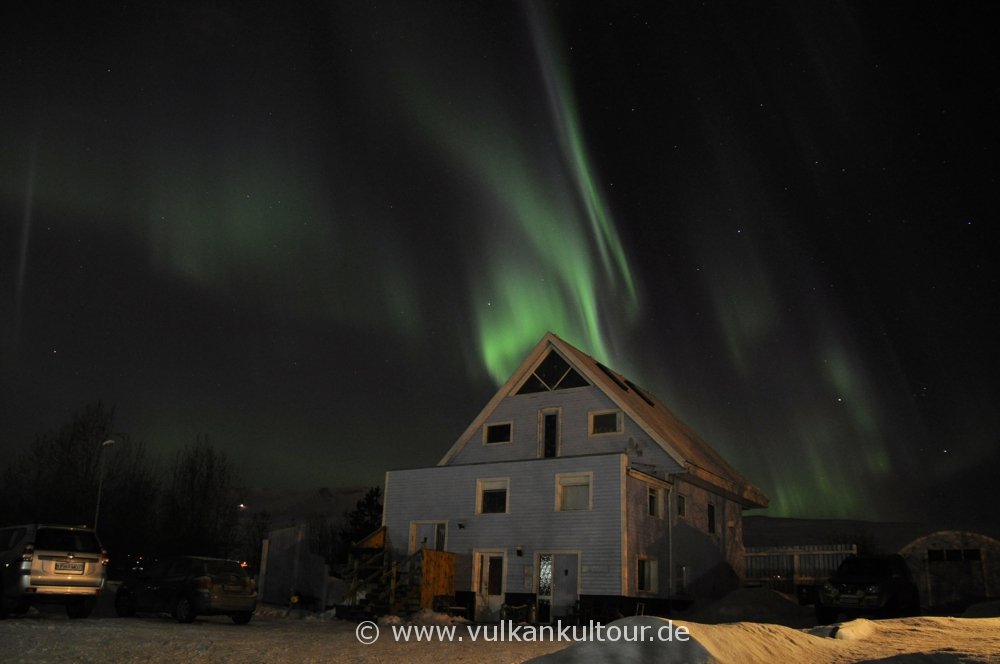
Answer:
[[400, 5, 639, 383], [1, 2, 997, 523]]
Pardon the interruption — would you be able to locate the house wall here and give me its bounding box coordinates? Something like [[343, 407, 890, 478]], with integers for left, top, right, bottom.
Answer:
[[625, 473, 670, 598], [448, 385, 684, 477], [670, 478, 743, 599], [384, 453, 627, 597]]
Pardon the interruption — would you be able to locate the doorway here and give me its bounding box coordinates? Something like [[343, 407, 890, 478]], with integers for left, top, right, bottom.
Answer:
[[536, 552, 579, 622], [474, 550, 506, 621]]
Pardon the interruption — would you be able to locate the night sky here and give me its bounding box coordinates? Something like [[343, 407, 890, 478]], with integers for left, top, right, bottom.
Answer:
[[2, 2, 997, 524]]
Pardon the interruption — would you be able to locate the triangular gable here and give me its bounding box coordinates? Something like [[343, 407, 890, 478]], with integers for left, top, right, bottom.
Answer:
[[438, 332, 768, 508], [552, 334, 768, 508], [438, 334, 562, 466]]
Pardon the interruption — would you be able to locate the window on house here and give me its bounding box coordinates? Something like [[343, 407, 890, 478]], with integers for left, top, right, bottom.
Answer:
[[556, 473, 591, 511], [928, 548, 982, 563], [707, 504, 716, 534], [677, 494, 686, 518], [647, 487, 659, 517], [538, 554, 553, 597], [484, 422, 512, 445], [516, 350, 589, 394], [541, 411, 560, 458], [477, 478, 509, 514], [637, 558, 658, 592], [589, 410, 622, 435], [675, 564, 688, 594]]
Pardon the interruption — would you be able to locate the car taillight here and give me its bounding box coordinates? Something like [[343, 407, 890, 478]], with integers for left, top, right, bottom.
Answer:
[[101, 549, 109, 566], [194, 575, 213, 590], [22, 544, 34, 562]]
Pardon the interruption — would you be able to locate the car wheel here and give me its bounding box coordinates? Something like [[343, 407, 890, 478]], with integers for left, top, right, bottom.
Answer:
[[230, 611, 253, 625], [173, 596, 196, 623], [12, 598, 30, 615], [66, 598, 95, 619], [115, 591, 136, 617]]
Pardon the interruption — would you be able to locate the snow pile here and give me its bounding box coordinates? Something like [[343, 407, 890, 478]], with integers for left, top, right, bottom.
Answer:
[[831, 618, 876, 641], [375, 608, 469, 627], [406, 607, 471, 626], [677, 587, 814, 626], [527, 615, 1000, 664]]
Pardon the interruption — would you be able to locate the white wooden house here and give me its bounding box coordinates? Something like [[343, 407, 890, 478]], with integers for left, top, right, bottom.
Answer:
[[382, 332, 768, 620]]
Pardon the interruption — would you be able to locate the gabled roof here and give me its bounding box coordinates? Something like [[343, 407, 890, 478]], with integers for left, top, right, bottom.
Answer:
[[439, 332, 769, 509]]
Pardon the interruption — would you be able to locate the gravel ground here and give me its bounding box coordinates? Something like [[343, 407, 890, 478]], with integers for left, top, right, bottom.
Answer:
[[0, 590, 565, 664]]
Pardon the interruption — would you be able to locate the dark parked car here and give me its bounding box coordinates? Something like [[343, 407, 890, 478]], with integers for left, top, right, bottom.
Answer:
[[816, 554, 920, 623], [115, 556, 256, 624], [0, 524, 107, 619]]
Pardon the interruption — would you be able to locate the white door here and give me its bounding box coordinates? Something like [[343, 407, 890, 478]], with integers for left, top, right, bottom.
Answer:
[[475, 550, 505, 621], [537, 552, 579, 621], [552, 553, 579, 618]]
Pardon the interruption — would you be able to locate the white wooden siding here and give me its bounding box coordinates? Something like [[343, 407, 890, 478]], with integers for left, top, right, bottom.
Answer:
[[448, 385, 684, 475], [384, 453, 627, 596]]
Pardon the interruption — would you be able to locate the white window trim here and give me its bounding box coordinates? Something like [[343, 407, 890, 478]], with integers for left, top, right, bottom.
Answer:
[[637, 557, 659, 594], [483, 421, 514, 446], [588, 409, 623, 436], [476, 477, 510, 514], [554, 471, 593, 512]]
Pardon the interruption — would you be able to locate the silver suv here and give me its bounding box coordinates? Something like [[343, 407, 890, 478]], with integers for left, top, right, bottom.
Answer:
[[0, 524, 108, 619]]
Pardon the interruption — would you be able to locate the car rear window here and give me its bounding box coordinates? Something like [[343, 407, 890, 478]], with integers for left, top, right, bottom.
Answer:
[[34, 528, 102, 553], [204, 559, 246, 577]]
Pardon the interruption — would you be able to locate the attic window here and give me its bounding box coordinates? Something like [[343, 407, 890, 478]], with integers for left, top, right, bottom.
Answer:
[[516, 350, 589, 394], [484, 422, 512, 445], [589, 410, 622, 435]]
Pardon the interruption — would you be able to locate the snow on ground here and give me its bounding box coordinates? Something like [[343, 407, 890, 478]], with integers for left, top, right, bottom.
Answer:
[[2, 595, 998, 664], [528, 615, 1000, 664]]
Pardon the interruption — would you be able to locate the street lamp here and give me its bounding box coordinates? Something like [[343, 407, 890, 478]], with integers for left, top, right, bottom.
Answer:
[[93, 439, 116, 531]]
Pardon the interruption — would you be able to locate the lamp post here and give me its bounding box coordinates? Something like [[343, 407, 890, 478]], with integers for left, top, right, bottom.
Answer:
[[93, 439, 116, 531]]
